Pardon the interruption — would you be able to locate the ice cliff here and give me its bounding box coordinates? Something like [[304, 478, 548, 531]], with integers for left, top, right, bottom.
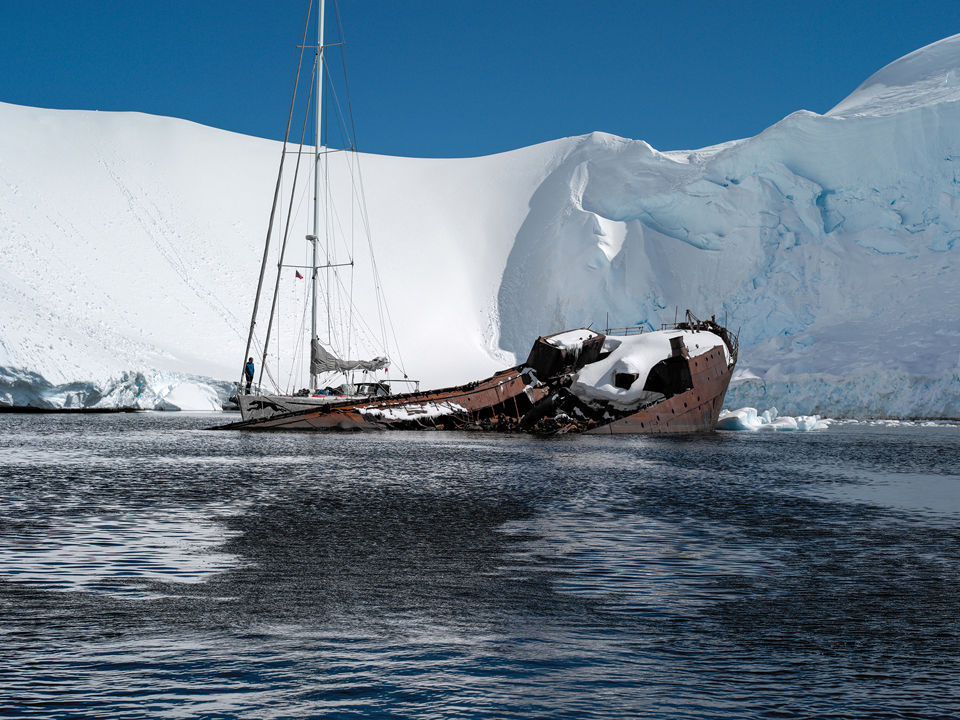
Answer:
[[1, 35, 959, 415], [499, 34, 960, 418]]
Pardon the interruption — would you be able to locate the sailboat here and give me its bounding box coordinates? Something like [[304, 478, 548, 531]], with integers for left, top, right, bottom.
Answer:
[[235, 0, 408, 422]]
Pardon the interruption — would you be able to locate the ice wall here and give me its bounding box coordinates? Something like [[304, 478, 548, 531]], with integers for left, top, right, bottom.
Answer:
[[497, 34, 960, 417]]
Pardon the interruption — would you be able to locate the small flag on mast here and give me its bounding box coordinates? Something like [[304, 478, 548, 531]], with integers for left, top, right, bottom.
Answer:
[[295, 270, 304, 279]]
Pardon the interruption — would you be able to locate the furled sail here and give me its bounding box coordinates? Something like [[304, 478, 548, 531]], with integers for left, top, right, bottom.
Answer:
[[310, 339, 389, 375]]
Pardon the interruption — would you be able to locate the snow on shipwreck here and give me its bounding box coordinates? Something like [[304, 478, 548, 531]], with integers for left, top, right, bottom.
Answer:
[[216, 312, 738, 434], [519, 313, 737, 434]]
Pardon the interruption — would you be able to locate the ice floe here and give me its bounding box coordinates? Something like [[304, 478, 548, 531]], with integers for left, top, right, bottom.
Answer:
[[717, 407, 829, 432]]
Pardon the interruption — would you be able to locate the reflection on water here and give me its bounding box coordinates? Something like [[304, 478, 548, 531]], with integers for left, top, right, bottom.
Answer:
[[510, 511, 780, 615], [803, 470, 960, 516], [0, 413, 958, 718], [0, 506, 240, 597]]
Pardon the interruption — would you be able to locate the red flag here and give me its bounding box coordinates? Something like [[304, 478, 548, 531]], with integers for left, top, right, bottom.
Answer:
[[295, 270, 304, 279]]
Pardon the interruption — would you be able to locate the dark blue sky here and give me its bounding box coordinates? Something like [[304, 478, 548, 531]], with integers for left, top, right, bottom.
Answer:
[[1, 1, 955, 158]]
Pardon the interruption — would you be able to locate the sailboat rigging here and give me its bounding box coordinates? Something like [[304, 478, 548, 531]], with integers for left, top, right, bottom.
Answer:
[[220, 2, 741, 436], [236, 0, 406, 422]]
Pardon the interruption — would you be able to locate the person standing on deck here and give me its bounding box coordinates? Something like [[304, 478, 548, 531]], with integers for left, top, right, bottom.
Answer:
[[243, 358, 255, 394]]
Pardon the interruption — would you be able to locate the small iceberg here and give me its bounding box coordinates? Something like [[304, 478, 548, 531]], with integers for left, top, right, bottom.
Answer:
[[717, 406, 829, 432]]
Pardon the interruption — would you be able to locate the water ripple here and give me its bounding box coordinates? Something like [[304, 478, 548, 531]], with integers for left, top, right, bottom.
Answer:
[[0, 414, 958, 718]]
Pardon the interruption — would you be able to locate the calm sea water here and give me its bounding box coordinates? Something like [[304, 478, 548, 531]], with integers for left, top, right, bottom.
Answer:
[[1, 413, 958, 719]]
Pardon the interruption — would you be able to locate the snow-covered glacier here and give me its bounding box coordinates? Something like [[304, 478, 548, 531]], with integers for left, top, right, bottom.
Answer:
[[499, 34, 960, 418], [1, 35, 959, 415]]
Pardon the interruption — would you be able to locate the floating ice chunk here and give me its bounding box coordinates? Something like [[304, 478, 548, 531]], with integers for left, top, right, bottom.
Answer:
[[760, 416, 798, 431], [716, 407, 762, 430], [832, 418, 959, 428], [795, 415, 826, 431], [717, 406, 829, 431]]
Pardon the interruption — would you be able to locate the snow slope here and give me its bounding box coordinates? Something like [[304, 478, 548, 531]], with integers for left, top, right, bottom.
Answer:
[[497, 34, 960, 418], [2, 34, 960, 415], [0, 102, 565, 409]]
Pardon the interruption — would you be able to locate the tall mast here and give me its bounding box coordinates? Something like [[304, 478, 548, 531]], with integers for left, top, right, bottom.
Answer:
[[309, 0, 326, 391]]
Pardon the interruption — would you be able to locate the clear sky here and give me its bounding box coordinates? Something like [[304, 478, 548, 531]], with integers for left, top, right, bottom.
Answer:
[[1, 0, 955, 158]]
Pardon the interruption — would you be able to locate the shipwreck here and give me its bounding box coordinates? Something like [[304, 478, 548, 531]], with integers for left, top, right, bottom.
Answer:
[[217, 312, 738, 435]]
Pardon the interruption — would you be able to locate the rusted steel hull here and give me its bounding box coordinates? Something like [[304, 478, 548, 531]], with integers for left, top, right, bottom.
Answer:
[[216, 313, 738, 436], [218, 367, 548, 431], [584, 344, 732, 435]]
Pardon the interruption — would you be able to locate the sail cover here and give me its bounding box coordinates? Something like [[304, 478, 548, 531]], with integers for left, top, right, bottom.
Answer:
[[310, 339, 389, 375]]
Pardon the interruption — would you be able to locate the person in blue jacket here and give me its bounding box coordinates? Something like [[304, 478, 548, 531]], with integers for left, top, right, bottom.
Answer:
[[243, 357, 255, 394]]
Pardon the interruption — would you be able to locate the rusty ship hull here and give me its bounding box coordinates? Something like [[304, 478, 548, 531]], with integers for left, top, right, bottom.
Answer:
[[583, 343, 732, 435], [218, 366, 549, 432], [217, 313, 737, 435]]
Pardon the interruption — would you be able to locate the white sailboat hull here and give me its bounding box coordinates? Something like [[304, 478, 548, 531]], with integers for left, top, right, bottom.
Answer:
[[237, 393, 357, 422]]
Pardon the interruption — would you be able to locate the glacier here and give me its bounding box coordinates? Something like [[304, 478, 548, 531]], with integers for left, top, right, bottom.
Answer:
[[1, 34, 960, 416]]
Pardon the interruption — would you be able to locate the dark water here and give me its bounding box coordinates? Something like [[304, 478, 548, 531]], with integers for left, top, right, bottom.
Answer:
[[1, 414, 958, 719]]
